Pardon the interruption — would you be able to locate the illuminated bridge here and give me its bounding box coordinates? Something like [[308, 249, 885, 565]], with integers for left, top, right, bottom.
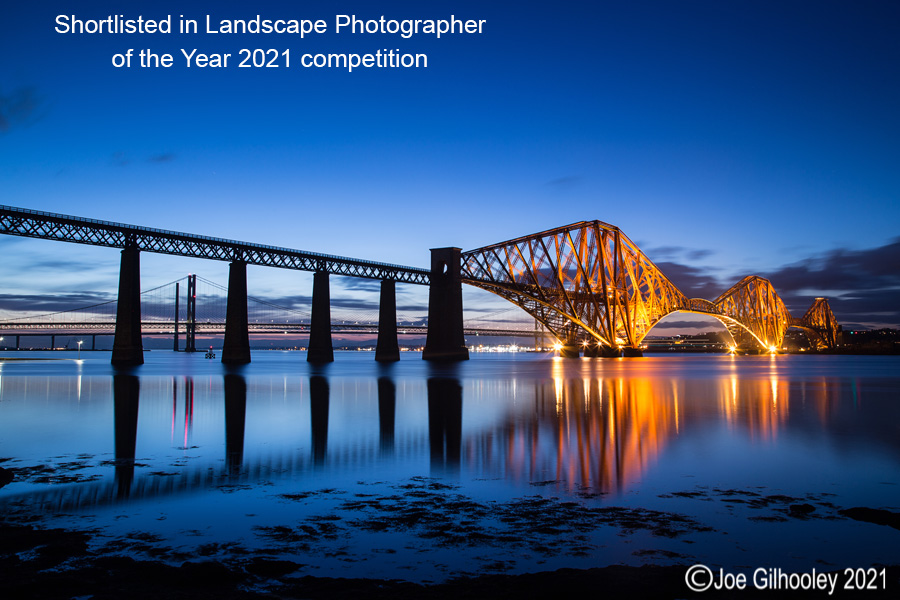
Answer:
[[460, 221, 840, 356], [0, 206, 840, 363]]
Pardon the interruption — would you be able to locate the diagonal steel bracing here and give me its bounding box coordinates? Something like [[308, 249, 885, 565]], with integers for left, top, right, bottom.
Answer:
[[0, 205, 430, 284], [461, 221, 841, 351], [460, 221, 688, 348]]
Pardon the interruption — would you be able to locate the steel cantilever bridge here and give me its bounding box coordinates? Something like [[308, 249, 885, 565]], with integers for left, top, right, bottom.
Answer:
[[0, 206, 840, 362], [460, 221, 840, 355]]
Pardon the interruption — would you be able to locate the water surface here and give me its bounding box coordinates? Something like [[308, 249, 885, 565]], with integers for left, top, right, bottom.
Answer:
[[1, 351, 897, 581]]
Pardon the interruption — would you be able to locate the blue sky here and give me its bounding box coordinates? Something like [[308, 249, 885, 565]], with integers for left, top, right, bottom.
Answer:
[[1, 1, 898, 330]]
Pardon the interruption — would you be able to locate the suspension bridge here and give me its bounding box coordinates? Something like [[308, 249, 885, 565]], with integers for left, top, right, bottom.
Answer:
[[0, 205, 841, 363], [0, 274, 541, 349]]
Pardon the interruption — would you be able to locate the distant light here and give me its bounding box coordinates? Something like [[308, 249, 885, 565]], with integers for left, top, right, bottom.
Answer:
[[768, 345, 777, 353]]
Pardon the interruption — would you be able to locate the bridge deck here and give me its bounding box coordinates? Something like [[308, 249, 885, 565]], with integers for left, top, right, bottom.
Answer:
[[0, 205, 430, 284]]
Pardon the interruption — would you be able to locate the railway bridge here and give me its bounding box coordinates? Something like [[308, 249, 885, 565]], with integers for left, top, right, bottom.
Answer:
[[0, 206, 840, 364]]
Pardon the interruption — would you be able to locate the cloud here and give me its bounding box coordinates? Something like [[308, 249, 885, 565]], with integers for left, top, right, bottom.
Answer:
[[760, 238, 900, 327], [646, 245, 684, 259], [0, 292, 114, 314], [545, 175, 582, 189], [687, 249, 715, 260], [20, 257, 103, 271], [646, 245, 715, 261], [653, 261, 724, 299], [0, 85, 42, 134], [111, 152, 176, 166], [340, 278, 382, 292], [645, 237, 900, 328], [764, 238, 900, 294], [650, 319, 724, 330], [244, 292, 425, 316]]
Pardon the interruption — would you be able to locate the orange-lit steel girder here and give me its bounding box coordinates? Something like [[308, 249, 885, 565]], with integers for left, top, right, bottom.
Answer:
[[460, 221, 688, 348], [791, 297, 841, 349], [712, 275, 793, 350], [461, 223, 841, 351]]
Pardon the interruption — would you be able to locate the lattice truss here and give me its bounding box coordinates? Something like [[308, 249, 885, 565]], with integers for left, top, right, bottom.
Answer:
[[0, 205, 430, 284], [462, 223, 841, 351], [793, 297, 841, 349], [460, 221, 688, 348], [713, 276, 793, 350]]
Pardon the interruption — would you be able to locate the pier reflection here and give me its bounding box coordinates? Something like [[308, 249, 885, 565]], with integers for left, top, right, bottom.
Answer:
[[309, 375, 329, 465], [224, 374, 246, 475], [427, 377, 462, 473], [113, 374, 139, 498], [4, 359, 897, 515], [377, 377, 395, 456]]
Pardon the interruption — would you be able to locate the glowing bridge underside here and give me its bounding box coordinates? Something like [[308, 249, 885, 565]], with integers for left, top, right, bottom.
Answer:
[[461, 221, 840, 351]]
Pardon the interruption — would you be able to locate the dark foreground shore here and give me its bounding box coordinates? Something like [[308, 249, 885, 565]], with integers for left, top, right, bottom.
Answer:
[[2, 522, 897, 600]]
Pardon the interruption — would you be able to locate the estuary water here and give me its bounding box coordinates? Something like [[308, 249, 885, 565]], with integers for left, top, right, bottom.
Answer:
[[0, 350, 898, 582]]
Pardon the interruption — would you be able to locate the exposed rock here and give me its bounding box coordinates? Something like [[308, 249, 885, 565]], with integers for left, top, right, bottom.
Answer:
[[840, 507, 900, 530], [0, 467, 13, 489]]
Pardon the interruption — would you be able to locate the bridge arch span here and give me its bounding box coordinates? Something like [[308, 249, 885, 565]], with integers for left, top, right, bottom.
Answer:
[[461, 222, 841, 353], [460, 221, 688, 350], [633, 309, 768, 351]]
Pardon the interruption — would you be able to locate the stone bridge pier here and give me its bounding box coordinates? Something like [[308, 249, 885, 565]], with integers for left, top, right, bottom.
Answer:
[[423, 248, 469, 362], [111, 243, 143, 366], [107, 244, 470, 366]]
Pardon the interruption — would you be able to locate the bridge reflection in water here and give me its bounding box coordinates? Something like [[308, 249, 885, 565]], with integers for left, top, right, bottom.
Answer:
[[0, 362, 860, 514], [466, 359, 810, 493]]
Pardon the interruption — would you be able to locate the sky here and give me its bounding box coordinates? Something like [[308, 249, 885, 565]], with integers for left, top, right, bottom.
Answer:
[[1, 0, 898, 332]]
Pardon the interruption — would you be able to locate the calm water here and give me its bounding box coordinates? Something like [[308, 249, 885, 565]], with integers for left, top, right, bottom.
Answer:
[[1, 351, 898, 581]]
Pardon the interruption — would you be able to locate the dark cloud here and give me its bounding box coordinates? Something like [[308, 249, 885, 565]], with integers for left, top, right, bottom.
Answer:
[[687, 249, 715, 260], [465, 316, 532, 325], [245, 292, 423, 315], [764, 238, 900, 294], [0, 85, 42, 134], [339, 278, 382, 292], [654, 261, 724, 299], [651, 319, 722, 330], [23, 257, 106, 271], [241, 289, 427, 317], [645, 245, 715, 262], [639, 245, 716, 264], [0, 292, 114, 314], [760, 238, 900, 327], [396, 304, 428, 314], [650, 238, 900, 327], [111, 152, 175, 166], [545, 175, 582, 189], [646, 246, 685, 259]]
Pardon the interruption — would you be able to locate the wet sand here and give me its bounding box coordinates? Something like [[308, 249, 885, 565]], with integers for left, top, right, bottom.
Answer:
[[3, 473, 899, 599], [2, 519, 897, 599]]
